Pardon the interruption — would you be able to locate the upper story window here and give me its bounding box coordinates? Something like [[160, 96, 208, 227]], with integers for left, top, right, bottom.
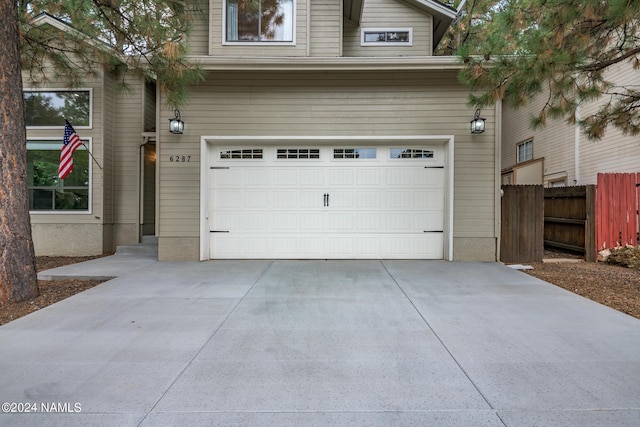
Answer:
[[24, 90, 92, 128], [517, 139, 533, 163], [225, 0, 294, 43], [361, 28, 412, 46]]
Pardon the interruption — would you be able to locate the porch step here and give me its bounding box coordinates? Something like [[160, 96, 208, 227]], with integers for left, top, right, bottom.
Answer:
[[115, 236, 158, 256]]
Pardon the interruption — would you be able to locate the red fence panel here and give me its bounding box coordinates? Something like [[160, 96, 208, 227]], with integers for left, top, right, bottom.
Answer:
[[596, 173, 640, 250]]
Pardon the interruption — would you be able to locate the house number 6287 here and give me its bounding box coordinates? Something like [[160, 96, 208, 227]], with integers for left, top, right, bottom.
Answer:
[[169, 155, 191, 162]]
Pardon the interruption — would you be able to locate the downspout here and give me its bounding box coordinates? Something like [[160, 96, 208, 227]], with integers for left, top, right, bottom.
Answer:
[[495, 100, 503, 262], [574, 105, 580, 185]]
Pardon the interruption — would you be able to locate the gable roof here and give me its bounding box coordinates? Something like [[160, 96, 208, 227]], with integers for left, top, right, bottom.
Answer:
[[343, 0, 457, 51]]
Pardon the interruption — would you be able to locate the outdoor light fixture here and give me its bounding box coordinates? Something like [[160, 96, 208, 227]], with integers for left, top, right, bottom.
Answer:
[[470, 109, 486, 134], [169, 109, 184, 134]]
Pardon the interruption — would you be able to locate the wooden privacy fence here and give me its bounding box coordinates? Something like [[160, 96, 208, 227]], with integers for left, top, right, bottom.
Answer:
[[596, 173, 640, 250], [501, 174, 639, 263], [501, 185, 544, 263], [544, 186, 596, 262]]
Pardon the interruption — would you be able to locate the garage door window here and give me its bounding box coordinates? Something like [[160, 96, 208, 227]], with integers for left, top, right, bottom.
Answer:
[[276, 148, 320, 159], [220, 149, 263, 159], [333, 148, 376, 159], [390, 148, 434, 159]]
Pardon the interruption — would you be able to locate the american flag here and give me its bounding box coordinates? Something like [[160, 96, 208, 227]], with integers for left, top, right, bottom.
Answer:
[[58, 121, 83, 179]]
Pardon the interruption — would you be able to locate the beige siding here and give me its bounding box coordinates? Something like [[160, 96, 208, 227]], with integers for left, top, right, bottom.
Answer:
[[309, 0, 341, 56], [343, 0, 432, 57], [209, 0, 308, 56], [158, 70, 498, 261], [502, 91, 575, 185], [32, 224, 106, 256], [25, 72, 105, 227], [24, 68, 110, 255], [113, 73, 145, 246], [102, 70, 115, 229], [503, 60, 640, 186], [187, 1, 211, 55], [577, 61, 640, 184]]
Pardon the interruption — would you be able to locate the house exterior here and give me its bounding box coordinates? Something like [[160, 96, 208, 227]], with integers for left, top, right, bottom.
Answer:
[[27, 0, 502, 262], [502, 60, 640, 187], [23, 13, 158, 256]]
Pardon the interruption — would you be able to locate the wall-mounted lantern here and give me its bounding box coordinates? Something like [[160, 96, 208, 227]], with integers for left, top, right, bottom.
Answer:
[[470, 109, 486, 134], [169, 109, 184, 134]]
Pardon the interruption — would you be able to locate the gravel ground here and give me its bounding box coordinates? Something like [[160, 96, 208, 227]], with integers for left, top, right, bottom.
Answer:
[[1, 253, 639, 326], [525, 257, 640, 319]]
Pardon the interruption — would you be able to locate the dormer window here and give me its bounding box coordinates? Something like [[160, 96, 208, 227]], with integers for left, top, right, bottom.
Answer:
[[225, 0, 294, 43]]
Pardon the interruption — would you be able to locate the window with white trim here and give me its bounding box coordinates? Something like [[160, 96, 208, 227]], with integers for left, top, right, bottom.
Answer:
[[27, 140, 90, 211], [225, 0, 294, 42], [517, 139, 533, 163], [24, 90, 91, 128], [361, 28, 412, 46]]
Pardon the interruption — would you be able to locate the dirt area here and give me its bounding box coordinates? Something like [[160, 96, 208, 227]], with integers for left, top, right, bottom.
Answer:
[[524, 248, 640, 319], [0, 256, 106, 326], [1, 250, 639, 326]]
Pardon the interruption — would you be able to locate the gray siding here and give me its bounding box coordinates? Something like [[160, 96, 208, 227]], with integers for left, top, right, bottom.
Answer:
[[157, 70, 498, 260]]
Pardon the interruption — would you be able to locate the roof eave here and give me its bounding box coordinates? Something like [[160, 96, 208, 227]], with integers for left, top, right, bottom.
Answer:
[[188, 55, 463, 71]]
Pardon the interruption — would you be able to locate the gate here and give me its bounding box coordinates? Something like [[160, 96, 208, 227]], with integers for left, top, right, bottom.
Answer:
[[544, 186, 596, 262], [500, 185, 544, 263]]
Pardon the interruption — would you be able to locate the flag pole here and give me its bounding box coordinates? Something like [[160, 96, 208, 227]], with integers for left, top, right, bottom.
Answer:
[[65, 120, 103, 170], [82, 141, 103, 170]]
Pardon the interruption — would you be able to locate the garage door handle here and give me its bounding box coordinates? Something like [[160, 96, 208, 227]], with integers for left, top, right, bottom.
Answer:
[[324, 193, 329, 207]]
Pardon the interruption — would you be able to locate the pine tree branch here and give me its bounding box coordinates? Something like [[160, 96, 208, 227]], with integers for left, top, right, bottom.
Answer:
[[580, 46, 640, 72]]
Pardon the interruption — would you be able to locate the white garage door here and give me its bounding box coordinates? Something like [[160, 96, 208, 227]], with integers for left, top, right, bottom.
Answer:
[[207, 145, 445, 259]]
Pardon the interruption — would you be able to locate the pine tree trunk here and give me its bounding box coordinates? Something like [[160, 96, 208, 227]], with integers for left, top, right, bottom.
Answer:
[[0, 0, 39, 304]]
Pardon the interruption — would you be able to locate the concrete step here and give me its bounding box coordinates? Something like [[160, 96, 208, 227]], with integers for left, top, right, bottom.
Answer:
[[115, 236, 158, 256]]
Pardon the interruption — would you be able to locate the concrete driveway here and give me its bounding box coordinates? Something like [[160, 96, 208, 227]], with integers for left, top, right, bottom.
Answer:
[[1, 259, 640, 426]]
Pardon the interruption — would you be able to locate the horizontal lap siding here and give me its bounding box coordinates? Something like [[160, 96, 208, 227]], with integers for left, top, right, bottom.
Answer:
[[578, 62, 640, 184], [502, 92, 574, 184], [503, 60, 640, 186], [343, 0, 431, 57], [188, 1, 210, 56], [158, 71, 497, 241], [101, 72, 115, 225], [113, 74, 144, 226], [310, 0, 341, 56]]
